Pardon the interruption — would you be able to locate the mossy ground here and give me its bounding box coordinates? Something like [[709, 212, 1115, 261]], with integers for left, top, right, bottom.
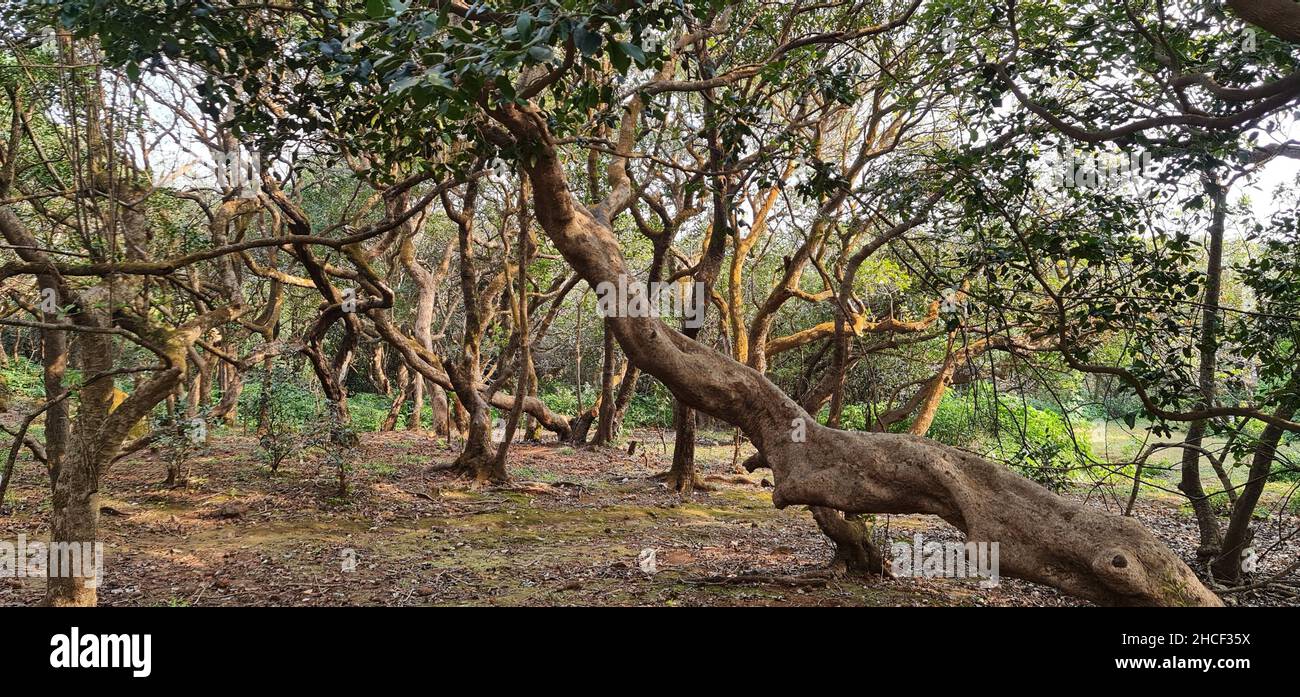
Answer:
[[0, 428, 1294, 606]]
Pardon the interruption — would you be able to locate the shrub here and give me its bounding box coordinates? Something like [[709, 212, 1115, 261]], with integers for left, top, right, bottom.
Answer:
[[624, 383, 674, 428], [152, 409, 209, 487], [347, 393, 390, 432], [241, 362, 310, 471], [919, 391, 980, 448], [978, 392, 1093, 490], [305, 405, 359, 497], [238, 364, 319, 429], [539, 384, 580, 417], [0, 356, 42, 400], [875, 386, 1092, 490]]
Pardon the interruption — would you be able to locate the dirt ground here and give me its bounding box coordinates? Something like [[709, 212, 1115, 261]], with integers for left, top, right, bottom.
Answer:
[[2, 428, 1296, 606]]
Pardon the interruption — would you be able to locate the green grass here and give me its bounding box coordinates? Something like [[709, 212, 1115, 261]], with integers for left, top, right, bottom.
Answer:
[[360, 460, 397, 478], [1089, 419, 1300, 513]]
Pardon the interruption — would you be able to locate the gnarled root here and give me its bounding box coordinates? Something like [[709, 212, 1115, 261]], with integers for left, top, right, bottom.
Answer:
[[651, 468, 714, 493]]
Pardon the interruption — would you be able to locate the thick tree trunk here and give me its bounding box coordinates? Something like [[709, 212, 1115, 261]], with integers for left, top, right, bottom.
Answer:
[[45, 456, 100, 606], [447, 361, 504, 481], [665, 403, 703, 493], [494, 103, 1220, 605], [1228, 0, 1300, 42], [46, 330, 117, 605], [810, 506, 889, 576]]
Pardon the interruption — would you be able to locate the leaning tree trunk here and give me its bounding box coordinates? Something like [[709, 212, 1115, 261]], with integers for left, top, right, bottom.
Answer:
[[493, 103, 1220, 605], [493, 184, 534, 471], [1211, 400, 1297, 583]]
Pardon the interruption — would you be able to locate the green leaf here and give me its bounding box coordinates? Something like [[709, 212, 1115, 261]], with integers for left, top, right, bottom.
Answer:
[[616, 41, 646, 66], [608, 41, 630, 72], [573, 25, 601, 56], [527, 45, 554, 63]]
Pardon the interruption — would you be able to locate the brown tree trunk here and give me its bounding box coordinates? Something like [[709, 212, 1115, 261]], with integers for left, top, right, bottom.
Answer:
[[591, 320, 618, 446], [371, 343, 391, 396], [382, 364, 412, 431], [493, 103, 1220, 605], [908, 341, 959, 436], [810, 506, 889, 576], [1178, 179, 1228, 562], [494, 181, 534, 471], [665, 402, 702, 492], [441, 180, 508, 483], [1211, 399, 1297, 583], [45, 331, 107, 606], [407, 371, 425, 430], [212, 360, 244, 427], [609, 361, 641, 438]]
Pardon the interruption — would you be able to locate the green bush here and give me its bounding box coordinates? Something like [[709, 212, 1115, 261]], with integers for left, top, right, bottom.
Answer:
[[1271, 457, 1300, 483], [918, 391, 980, 448], [237, 368, 320, 428], [0, 356, 83, 401], [538, 382, 675, 429], [977, 391, 1094, 490], [864, 386, 1092, 490], [347, 393, 390, 432], [539, 384, 580, 417], [624, 383, 674, 428]]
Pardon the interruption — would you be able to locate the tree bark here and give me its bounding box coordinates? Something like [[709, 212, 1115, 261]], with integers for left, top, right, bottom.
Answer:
[[441, 180, 507, 482], [491, 102, 1220, 605], [1178, 179, 1228, 562], [591, 320, 618, 446], [1211, 399, 1298, 583], [1228, 0, 1300, 42]]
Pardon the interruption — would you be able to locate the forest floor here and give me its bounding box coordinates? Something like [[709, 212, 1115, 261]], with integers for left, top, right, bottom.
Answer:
[[1, 427, 1297, 607]]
